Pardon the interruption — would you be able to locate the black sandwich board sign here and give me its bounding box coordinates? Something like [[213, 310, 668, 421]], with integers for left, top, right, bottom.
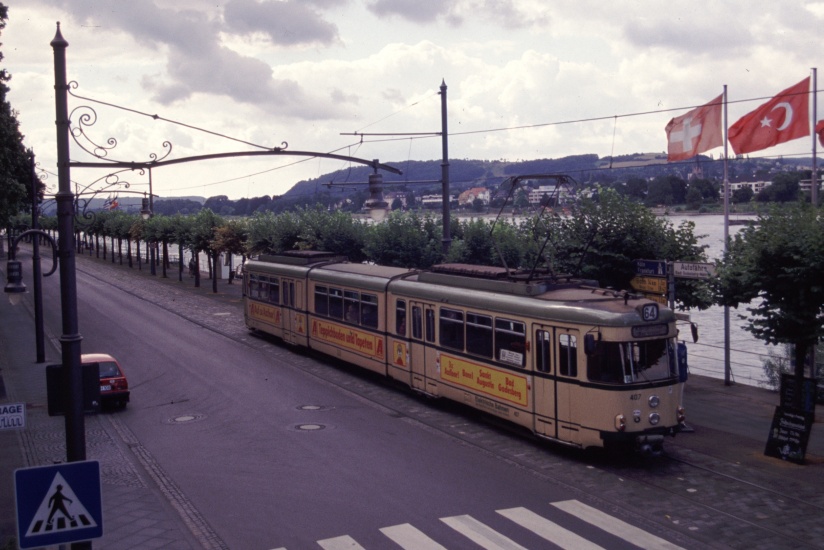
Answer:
[[15, 460, 102, 548], [764, 406, 814, 464]]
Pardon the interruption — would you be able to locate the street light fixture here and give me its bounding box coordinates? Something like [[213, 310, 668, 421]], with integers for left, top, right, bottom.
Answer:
[[365, 171, 389, 223]]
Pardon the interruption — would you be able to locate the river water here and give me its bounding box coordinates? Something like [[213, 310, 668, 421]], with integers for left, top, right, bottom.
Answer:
[[666, 214, 771, 387]]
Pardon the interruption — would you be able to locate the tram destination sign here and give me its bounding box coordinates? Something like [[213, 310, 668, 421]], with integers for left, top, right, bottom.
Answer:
[[672, 261, 716, 280], [634, 259, 667, 277]]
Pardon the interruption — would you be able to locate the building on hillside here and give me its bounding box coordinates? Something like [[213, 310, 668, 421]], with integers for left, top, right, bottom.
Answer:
[[527, 185, 576, 206], [457, 187, 490, 206], [728, 180, 769, 194]]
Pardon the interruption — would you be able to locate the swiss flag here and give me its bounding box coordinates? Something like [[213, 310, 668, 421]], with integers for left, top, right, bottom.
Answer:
[[729, 77, 810, 155], [816, 119, 824, 147], [665, 94, 723, 161]]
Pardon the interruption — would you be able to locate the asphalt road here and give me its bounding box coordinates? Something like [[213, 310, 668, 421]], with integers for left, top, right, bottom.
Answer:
[[16, 250, 686, 549]]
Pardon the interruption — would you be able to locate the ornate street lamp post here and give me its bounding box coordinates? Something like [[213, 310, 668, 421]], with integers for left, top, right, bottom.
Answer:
[[51, 23, 88, 469]]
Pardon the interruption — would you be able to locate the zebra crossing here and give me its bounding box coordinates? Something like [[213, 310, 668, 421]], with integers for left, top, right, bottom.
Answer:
[[271, 499, 686, 550]]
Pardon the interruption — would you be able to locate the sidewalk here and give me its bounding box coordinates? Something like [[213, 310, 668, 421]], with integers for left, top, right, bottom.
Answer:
[[1, 249, 822, 549]]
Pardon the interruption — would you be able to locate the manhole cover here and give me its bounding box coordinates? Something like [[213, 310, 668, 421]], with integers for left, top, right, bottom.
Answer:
[[295, 424, 326, 431], [165, 414, 205, 424], [297, 405, 330, 411]]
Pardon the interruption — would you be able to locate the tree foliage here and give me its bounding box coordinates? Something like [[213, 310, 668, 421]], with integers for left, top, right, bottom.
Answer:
[[0, 3, 39, 227], [714, 203, 824, 401]]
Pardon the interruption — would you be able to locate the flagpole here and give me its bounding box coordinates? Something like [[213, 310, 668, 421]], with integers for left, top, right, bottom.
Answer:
[[813, 68, 818, 206], [723, 84, 731, 386], [812, 68, 818, 381]]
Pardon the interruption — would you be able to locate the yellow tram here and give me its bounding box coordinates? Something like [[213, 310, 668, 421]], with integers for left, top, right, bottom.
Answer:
[[244, 250, 688, 453]]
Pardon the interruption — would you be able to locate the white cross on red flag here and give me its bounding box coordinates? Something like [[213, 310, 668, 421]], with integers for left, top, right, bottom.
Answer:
[[665, 94, 723, 161]]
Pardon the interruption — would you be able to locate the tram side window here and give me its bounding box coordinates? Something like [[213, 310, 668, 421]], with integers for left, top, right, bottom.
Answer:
[[495, 318, 526, 367], [535, 330, 551, 373], [329, 288, 344, 319], [247, 274, 258, 299], [425, 309, 435, 343], [559, 333, 578, 377], [268, 278, 280, 304], [344, 290, 360, 323], [412, 306, 423, 339], [314, 286, 329, 316], [395, 300, 407, 336], [439, 308, 464, 350], [466, 313, 493, 358], [257, 276, 270, 301], [361, 293, 378, 329]]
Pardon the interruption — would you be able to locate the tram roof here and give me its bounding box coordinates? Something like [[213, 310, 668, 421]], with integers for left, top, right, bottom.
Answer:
[[390, 275, 673, 327]]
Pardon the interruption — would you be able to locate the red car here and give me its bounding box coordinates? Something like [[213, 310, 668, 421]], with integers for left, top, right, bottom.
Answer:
[[82, 353, 130, 410]]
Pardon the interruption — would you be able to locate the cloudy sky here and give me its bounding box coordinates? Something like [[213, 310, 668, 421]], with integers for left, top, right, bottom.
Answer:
[[3, 0, 823, 200]]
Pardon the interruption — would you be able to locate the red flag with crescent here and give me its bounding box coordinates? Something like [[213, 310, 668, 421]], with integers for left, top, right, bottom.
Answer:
[[729, 77, 810, 155], [816, 119, 824, 147]]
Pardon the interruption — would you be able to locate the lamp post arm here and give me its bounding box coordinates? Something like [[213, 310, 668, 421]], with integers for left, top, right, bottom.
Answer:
[[10, 230, 60, 277]]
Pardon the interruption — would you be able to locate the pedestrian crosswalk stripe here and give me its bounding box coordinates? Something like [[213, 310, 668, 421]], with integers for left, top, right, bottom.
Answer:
[[552, 500, 685, 550], [441, 514, 528, 550], [497, 507, 604, 550], [274, 499, 684, 549], [380, 523, 448, 549], [24, 472, 98, 538], [317, 534, 366, 549]]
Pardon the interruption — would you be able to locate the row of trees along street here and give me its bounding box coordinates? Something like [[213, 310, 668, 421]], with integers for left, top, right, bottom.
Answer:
[[0, 0, 820, 405]]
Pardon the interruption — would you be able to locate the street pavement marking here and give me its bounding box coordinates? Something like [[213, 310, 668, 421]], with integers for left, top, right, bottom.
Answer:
[[552, 500, 685, 550], [317, 535, 366, 549], [273, 499, 684, 549], [380, 523, 448, 549], [441, 514, 528, 549], [497, 507, 604, 550]]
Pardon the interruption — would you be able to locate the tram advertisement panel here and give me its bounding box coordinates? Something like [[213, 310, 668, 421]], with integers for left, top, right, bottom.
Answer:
[[249, 302, 281, 327], [439, 353, 528, 407], [311, 319, 385, 359]]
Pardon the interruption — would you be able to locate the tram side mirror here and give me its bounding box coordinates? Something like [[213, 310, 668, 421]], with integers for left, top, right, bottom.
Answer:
[[690, 322, 699, 343], [584, 333, 598, 355]]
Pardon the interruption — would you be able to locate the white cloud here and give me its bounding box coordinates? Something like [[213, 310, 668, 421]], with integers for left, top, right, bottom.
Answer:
[[3, 0, 821, 199]]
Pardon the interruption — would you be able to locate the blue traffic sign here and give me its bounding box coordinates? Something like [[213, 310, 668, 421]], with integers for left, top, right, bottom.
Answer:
[[634, 259, 667, 277], [15, 460, 102, 549]]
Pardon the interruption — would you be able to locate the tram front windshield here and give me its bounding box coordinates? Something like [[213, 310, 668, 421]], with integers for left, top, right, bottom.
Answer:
[[587, 338, 676, 384]]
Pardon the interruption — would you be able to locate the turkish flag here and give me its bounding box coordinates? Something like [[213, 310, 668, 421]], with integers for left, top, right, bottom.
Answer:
[[665, 94, 723, 161], [729, 77, 810, 155], [816, 119, 824, 147]]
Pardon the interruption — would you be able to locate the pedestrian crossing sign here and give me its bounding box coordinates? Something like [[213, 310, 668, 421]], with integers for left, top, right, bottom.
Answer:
[[15, 460, 103, 549]]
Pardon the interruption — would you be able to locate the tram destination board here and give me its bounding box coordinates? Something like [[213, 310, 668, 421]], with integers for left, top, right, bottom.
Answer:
[[634, 259, 667, 277]]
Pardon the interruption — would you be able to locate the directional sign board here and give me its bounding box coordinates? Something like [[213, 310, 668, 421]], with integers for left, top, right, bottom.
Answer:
[[0, 403, 25, 430], [634, 259, 667, 277], [15, 460, 102, 549], [630, 276, 668, 295], [672, 261, 716, 279]]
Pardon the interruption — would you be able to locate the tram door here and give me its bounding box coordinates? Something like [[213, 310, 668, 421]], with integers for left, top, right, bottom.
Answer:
[[281, 278, 303, 345], [533, 326, 581, 445], [409, 301, 437, 395]]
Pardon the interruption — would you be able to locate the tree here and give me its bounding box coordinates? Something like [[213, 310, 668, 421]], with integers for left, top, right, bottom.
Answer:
[[363, 210, 443, 268], [625, 177, 647, 201], [714, 203, 824, 408], [0, 3, 38, 227], [732, 186, 754, 204], [546, 188, 710, 309], [190, 209, 224, 292]]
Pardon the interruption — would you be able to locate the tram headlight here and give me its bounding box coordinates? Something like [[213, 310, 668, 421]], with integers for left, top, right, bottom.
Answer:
[[649, 412, 660, 426], [648, 395, 660, 408], [615, 414, 626, 432], [677, 406, 686, 423]]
